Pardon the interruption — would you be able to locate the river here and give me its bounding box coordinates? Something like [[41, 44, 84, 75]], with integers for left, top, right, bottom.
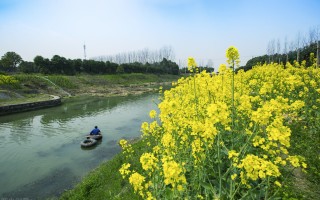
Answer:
[[0, 93, 159, 199]]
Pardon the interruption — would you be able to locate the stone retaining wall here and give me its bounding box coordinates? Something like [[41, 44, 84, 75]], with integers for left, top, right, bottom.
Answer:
[[0, 95, 62, 116]]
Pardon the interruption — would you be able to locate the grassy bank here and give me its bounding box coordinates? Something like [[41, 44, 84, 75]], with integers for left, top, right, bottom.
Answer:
[[60, 139, 146, 200], [0, 73, 180, 106]]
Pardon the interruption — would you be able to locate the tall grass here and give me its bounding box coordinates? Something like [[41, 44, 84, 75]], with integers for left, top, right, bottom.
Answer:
[[47, 75, 78, 89]]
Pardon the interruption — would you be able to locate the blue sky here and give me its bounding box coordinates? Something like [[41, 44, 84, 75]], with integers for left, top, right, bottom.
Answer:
[[0, 0, 319, 68]]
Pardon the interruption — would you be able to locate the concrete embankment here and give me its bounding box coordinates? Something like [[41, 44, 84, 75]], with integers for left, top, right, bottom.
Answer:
[[0, 95, 62, 115]]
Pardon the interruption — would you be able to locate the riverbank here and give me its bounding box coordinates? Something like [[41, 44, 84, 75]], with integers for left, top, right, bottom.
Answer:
[[60, 138, 144, 200], [0, 95, 61, 115], [0, 73, 179, 106]]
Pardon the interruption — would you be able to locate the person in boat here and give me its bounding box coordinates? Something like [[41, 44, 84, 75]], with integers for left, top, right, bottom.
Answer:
[[90, 126, 101, 135]]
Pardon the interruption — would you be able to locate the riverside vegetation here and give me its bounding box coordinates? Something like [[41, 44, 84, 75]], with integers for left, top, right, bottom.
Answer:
[[0, 73, 180, 106], [60, 47, 320, 200]]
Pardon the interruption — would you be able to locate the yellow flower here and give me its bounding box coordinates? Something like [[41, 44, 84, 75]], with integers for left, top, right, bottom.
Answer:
[[287, 156, 300, 167], [146, 191, 155, 200], [187, 57, 197, 72], [163, 160, 186, 188], [140, 152, 158, 171], [197, 194, 204, 199], [228, 150, 239, 159], [302, 162, 307, 168], [119, 163, 131, 179], [226, 46, 240, 67], [161, 133, 175, 148], [188, 57, 197, 67], [275, 181, 282, 187], [141, 122, 149, 136], [153, 145, 160, 153], [119, 139, 134, 157], [218, 64, 227, 73], [129, 172, 145, 192], [119, 139, 127, 148], [237, 154, 280, 182], [149, 110, 157, 119], [177, 185, 184, 191]]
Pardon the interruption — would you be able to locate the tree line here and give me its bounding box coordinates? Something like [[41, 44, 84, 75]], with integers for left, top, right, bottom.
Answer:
[[240, 25, 320, 72], [93, 46, 175, 64], [0, 52, 179, 75]]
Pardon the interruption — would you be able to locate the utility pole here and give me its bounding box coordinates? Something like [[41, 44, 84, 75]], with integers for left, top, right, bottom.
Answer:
[[83, 43, 87, 60]]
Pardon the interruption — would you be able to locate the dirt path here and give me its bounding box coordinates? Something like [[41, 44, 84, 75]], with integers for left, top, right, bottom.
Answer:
[[292, 168, 320, 199], [68, 82, 170, 97]]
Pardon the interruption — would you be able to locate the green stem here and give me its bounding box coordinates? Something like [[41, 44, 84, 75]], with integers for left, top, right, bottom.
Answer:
[[217, 133, 222, 197], [238, 181, 265, 200], [237, 122, 258, 158], [230, 178, 233, 199], [265, 177, 270, 200], [231, 61, 235, 149]]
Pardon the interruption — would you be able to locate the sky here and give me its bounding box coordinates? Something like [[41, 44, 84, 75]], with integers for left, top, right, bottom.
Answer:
[[0, 0, 319, 68]]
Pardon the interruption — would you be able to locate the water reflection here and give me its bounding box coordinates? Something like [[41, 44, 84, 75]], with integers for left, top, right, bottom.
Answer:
[[38, 95, 143, 124]]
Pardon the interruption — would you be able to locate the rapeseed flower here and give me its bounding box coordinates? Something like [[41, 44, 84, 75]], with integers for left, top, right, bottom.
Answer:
[[187, 57, 197, 72], [163, 160, 186, 188], [140, 153, 158, 171], [119, 163, 131, 179], [118, 48, 317, 199], [129, 172, 145, 192], [149, 110, 157, 119]]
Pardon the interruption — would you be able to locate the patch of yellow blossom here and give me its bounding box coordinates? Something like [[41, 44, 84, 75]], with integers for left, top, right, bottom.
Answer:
[[149, 110, 157, 119], [119, 139, 134, 158], [162, 160, 186, 190], [187, 57, 197, 73], [237, 154, 281, 182], [119, 47, 318, 198], [0, 75, 18, 85], [119, 163, 131, 179], [226, 46, 240, 67], [140, 152, 158, 172], [129, 172, 145, 193]]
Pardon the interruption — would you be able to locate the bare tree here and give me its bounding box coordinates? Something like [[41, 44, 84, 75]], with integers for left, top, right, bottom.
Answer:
[[93, 46, 176, 64], [267, 39, 276, 63], [207, 59, 214, 68], [283, 36, 289, 63], [289, 40, 295, 52], [277, 38, 281, 63], [267, 41, 271, 63], [309, 27, 316, 44], [301, 32, 309, 47], [296, 32, 302, 62]]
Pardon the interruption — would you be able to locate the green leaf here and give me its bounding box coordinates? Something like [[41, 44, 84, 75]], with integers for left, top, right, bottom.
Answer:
[[200, 182, 214, 191], [164, 188, 174, 199]]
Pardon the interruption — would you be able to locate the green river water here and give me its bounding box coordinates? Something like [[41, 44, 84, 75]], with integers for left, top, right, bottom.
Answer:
[[0, 93, 159, 199]]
